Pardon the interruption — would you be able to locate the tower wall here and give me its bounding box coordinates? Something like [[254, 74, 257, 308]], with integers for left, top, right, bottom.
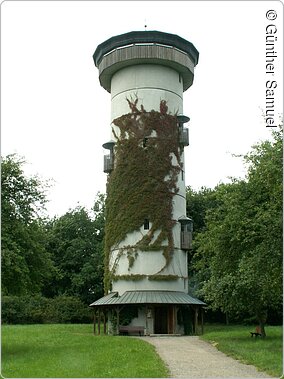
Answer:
[[111, 64, 183, 120], [94, 31, 199, 296]]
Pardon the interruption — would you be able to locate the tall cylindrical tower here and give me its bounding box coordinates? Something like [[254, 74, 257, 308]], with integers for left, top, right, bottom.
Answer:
[[93, 31, 199, 298]]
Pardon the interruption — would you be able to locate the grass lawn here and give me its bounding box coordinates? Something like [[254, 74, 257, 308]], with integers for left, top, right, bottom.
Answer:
[[201, 324, 282, 377], [2, 324, 169, 378]]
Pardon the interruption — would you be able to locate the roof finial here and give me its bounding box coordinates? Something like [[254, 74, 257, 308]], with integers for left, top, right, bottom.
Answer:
[[144, 19, 147, 31]]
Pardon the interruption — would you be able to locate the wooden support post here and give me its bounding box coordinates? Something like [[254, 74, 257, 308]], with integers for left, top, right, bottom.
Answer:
[[201, 307, 204, 335], [116, 307, 120, 336], [103, 311, 107, 335], [194, 307, 198, 335], [98, 311, 101, 335], [191, 307, 195, 334], [168, 305, 174, 334], [93, 309, 96, 335], [145, 306, 148, 336]]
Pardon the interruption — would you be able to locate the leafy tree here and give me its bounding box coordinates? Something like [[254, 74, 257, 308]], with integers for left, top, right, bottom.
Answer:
[[193, 126, 282, 335], [44, 194, 105, 304], [186, 186, 217, 234], [1, 154, 55, 295], [186, 186, 218, 295]]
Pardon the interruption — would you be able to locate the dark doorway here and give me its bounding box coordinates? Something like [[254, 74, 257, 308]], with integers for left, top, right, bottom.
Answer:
[[168, 305, 174, 334], [154, 306, 168, 334]]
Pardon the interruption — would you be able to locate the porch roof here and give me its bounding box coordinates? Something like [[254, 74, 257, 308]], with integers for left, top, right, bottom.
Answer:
[[89, 290, 206, 307]]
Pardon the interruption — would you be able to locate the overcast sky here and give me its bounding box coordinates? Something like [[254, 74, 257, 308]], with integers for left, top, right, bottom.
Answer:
[[1, 0, 283, 217]]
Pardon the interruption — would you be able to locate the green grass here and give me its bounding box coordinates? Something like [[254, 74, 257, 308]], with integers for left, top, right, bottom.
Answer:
[[1, 324, 169, 378], [201, 324, 282, 377], [3, 323, 282, 378]]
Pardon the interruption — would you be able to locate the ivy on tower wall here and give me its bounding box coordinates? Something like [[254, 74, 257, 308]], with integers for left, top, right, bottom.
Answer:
[[104, 99, 182, 293]]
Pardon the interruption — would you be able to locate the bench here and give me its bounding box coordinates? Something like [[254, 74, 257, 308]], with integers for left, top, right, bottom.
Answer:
[[250, 326, 262, 337], [250, 332, 262, 337], [119, 325, 144, 336]]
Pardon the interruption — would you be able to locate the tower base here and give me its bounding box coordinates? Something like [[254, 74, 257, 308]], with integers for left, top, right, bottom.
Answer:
[[90, 290, 206, 336]]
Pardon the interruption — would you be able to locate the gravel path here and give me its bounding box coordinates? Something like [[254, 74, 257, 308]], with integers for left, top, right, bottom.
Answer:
[[141, 336, 274, 378]]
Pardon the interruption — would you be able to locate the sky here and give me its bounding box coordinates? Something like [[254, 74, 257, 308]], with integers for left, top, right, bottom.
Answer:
[[1, 0, 283, 217]]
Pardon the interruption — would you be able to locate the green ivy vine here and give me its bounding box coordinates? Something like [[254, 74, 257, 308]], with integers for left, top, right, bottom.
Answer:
[[104, 98, 182, 292], [113, 274, 182, 282]]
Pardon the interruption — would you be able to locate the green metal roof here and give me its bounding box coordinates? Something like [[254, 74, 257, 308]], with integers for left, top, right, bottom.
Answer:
[[89, 292, 119, 306], [89, 290, 205, 307]]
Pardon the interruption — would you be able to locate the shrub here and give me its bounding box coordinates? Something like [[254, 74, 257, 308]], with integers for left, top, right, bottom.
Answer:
[[2, 295, 93, 324], [46, 296, 92, 323], [2, 296, 26, 324]]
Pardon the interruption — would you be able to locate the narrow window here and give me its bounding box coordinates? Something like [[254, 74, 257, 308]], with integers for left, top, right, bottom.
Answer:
[[144, 219, 149, 230], [181, 170, 184, 181], [143, 137, 148, 148]]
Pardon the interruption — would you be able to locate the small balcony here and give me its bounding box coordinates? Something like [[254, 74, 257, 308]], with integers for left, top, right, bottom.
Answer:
[[103, 140, 115, 174], [103, 154, 114, 173], [179, 128, 189, 147], [178, 216, 193, 250], [177, 115, 190, 148]]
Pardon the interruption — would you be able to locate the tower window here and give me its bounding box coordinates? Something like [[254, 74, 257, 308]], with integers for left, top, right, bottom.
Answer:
[[144, 219, 150, 230], [143, 137, 148, 148]]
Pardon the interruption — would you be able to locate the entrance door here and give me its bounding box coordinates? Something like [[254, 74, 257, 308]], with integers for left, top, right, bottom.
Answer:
[[154, 306, 168, 334], [168, 305, 174, 334]]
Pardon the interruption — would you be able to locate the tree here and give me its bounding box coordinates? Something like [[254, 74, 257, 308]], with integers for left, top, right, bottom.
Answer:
[[193, 126, 282, 335], [1, 154, 55, 295], [186, 186, 217, 234], [44, 194, 105, 304], [186, 186, 218, 295]]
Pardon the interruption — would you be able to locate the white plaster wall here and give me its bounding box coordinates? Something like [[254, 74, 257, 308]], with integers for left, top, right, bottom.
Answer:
[[112, 276, 187, 294], [172, 195, 186, 219], [111, 64, 183, 120], [128, 307, 154, 335], [157, 249, 188, 278], [113, 251, 165, 276], [109, 221, 187, 279], [109, 223, 167, 261], [111, 248, 187, 277], [129, 308, 145, 328], [146, 307, 154, 335]]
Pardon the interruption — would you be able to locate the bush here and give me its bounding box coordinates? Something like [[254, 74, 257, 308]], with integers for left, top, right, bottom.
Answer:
[[2, 295, 93, 324], [2, 296, 26, 324], [45, 296, 92, 323]]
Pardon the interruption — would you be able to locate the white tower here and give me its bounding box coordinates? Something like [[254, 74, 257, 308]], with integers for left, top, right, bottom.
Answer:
[[92, 31, 203, 335]]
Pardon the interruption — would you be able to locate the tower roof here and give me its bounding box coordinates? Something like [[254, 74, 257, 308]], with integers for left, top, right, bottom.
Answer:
[[93, 30, 199, 67], [93, 30, 199, 92]]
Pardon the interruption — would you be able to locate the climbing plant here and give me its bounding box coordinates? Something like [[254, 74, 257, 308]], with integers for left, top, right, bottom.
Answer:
[[112, 274, 181, 282], [104, 99, 182, 292]]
